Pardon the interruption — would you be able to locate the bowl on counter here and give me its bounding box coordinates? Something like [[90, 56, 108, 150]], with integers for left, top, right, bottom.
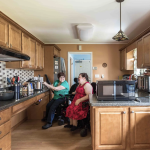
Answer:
[[0, 90, 14, 101]]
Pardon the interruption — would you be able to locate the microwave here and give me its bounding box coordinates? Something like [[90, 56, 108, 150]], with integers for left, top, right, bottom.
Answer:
[[96, 80, 135, 101]]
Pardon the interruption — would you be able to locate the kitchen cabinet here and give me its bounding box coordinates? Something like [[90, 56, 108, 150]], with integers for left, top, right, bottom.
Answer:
[[137, 38, 144, 68], [9, 24, 21, 51], [130, 107, 150, 149], [94, 107, 127, 150], [0, 108, 11, 150], [21, 33, 30, 68], [120, 49, 127, 71], [0, 17, 9, 48], [143, 33, 150, 67], [29, 38, 36, 69], [35, 42, 44, 70]]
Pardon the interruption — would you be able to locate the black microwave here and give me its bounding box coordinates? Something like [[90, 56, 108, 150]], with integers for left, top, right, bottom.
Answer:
[[96, 80, 135, 101]]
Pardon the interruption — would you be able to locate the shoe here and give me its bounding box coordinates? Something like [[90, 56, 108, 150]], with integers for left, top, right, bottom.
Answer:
[[64, 124, 73, 128], [41, 118, 47, 122], [71, 126, 78, 131], [42, 123, 52, 129]]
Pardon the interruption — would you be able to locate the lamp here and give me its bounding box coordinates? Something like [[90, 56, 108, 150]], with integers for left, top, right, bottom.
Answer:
[[77, 24, 94, 41], [112, 0, 129, 41]]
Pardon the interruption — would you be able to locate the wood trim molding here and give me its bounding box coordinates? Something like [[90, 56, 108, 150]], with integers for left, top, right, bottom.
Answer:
[[0, 11, 44, 45], [44, 44, 61, 51], [119, 26, 150, 51]]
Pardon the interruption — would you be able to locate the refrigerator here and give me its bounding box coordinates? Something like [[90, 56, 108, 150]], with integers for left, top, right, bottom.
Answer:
[[54, 57, 66, 81]]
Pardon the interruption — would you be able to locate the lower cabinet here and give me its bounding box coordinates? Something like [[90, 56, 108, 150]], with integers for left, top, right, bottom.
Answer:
[[91, 106, 150, 150], [94, 108, 127, 150], [130, 107, 150, 149]]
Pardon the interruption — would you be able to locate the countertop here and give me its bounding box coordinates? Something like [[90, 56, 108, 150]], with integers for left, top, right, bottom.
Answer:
[[0, 88, 50, 111], [89, 90, 150, 107]]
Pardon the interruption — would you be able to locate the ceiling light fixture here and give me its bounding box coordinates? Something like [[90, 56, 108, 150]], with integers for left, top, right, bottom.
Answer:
[[112, 0, 129, 41]]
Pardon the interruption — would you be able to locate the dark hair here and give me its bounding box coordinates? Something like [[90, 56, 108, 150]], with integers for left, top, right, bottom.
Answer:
[[57, 72, 65, 79], [79, 73, 89, 82]]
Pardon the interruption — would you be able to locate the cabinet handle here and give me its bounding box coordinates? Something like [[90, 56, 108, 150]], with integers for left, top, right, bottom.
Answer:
[[131, 111, 134, 113], [123, 111, 126, 114], [10, 44, 12, 48], [0, 131, 2, 134], [0, 117, 1, 120]]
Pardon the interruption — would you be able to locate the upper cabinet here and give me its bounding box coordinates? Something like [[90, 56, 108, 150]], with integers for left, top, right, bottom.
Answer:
[[29, 38, 36, 69], [120, 49, 127, 71], [21, 33, 30, 68], [35, 42, 44, 70], [0, 17, 9, 47], [9, 24, 21, 51], [137, 38, 144, 68], [143, 33, 150, 67]]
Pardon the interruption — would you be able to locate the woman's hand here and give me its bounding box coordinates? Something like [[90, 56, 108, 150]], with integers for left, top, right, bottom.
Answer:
[[75, 99, 81, 106]]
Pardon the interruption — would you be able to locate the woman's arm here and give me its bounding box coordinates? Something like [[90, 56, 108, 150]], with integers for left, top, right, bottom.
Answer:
[[75, 83, 92, 106], [43, 82, 65, 91]]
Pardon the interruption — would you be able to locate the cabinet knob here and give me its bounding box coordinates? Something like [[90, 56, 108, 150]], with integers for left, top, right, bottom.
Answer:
[[123, 111, 126, 114], [0, 131, 2, 134], [131, 111, 134, 113]]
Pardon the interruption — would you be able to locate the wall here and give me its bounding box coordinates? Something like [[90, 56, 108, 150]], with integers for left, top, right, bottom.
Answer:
[[0, 61, 34, 88], [57, 44, 133, 82]]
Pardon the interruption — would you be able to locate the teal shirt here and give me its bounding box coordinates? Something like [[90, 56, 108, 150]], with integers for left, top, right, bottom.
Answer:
[[53, 80, 69, 99]]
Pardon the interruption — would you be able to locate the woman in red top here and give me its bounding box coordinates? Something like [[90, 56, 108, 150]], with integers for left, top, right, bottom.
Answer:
[[65, 73, 93, 131]]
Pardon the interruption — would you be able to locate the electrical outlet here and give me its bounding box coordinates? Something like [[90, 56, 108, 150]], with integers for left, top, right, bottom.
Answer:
[[95, 74, 99, 78]]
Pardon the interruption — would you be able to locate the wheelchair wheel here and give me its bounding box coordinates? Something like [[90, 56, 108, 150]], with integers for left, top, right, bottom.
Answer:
[[80, 128, 87, 137]]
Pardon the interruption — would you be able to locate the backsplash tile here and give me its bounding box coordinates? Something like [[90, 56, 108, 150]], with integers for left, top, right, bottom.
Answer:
[[0, 61, 34, 88]]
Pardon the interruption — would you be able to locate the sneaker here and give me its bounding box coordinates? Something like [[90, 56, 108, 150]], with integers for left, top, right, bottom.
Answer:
[[70, 126, 78, 131], [64, 124, 73, 128], [42, 123, 52, 129]]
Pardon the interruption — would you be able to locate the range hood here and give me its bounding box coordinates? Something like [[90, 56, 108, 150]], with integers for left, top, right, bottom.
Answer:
[[0, 46, 30, 62]]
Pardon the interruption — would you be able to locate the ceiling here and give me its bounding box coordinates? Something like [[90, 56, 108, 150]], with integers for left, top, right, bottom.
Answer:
[[0, 0, 150, 44]]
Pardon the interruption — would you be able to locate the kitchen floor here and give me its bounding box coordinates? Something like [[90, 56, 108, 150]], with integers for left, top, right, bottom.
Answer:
[[12, 120, 92, 150]]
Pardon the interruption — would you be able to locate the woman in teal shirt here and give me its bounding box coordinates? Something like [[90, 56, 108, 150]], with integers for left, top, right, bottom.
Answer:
[[42, 72, 69, 129]]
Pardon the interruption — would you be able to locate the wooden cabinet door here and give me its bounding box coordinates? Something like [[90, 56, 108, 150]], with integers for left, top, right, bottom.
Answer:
[[95, 108, 127, 150], [40, 45, 44, 69], [137, 38, 144, 68], [9, 24, 21, 51], [130, 107, 150, 149], [0, 17, 9, 47], [35, 42, 41, 69], [120, 49, 127, 71], [21, 33, 30, 68], [143, 33, 150, 67], [29, 38, 36, 69]]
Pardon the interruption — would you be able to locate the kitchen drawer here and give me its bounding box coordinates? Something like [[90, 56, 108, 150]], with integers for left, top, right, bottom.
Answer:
[[0, 132, 11, 150], [12, 97, 36, 114], [0, 121, 11, 139], [37, 93, 45, 100], [0, 108, 11, 126]]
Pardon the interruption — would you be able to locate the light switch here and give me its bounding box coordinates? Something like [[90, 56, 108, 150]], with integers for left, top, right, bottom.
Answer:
[[95, 74, 99, 78], [101, 74, 104, 78], [93, 67, 97, 70]]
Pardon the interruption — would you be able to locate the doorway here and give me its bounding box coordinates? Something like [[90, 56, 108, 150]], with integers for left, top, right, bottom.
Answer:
[[68, 52, 93, 87]]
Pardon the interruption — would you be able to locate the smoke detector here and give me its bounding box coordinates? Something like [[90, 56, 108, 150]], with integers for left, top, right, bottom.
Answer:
[[77, 24, 94, 41]]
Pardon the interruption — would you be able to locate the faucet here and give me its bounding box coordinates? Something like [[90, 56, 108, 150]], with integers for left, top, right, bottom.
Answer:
[[130, 74, 137, 80]]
